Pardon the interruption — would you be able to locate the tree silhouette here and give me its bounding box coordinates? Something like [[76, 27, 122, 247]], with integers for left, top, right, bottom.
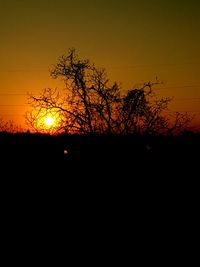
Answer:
[[0, 117, 23, 133], [26, 48, 191, 135]]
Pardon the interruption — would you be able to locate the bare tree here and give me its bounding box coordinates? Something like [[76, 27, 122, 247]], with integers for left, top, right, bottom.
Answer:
[[0, 117, 23, 133], [26, 48, 121, 134], [26, 48, 192, 135]]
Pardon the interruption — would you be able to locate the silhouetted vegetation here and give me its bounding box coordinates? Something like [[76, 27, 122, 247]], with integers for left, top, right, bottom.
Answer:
[[1, 49, 198, 191], [26, 48, 191, 135], [0, 117, 23, 133]]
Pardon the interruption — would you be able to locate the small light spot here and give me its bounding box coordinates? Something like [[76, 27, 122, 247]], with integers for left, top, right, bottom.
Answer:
[[64, 149, 68, 155]]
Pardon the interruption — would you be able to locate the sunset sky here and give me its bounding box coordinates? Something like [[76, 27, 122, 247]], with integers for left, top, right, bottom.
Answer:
[[0, 0, 200, 131]]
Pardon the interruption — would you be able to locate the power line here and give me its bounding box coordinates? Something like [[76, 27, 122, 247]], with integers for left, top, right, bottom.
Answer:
[[0, 93, 28, 96], [0, 104, 27, 106], [1, 95, 200, 102], [159, 85, 200, 89], [0, 114, 25, 117], [0, 69, 49, 73], [174, 98, 200, 101], [0, 61, 200, 72], [0, 85, 200, 95], [122, 85, 200, 92], [106, 62, 200, 69]]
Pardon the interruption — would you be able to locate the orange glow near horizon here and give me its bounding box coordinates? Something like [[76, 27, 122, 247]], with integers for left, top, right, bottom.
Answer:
[[26, 109, 63, 134], [0, 1, 200, 132]]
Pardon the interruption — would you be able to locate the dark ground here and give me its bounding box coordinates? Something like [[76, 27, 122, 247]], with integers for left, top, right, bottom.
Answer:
[[1, 131, 199, 254], [1, 131, 199, 208], [1, 131, 199, 183]]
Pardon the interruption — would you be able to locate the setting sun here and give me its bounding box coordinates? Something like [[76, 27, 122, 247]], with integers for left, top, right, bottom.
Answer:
[[28, 108, 62, 134], [45, 116, 55, 127]]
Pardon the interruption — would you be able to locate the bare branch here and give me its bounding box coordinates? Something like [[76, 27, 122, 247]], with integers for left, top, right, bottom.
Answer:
[[26, 49, 192, 135]]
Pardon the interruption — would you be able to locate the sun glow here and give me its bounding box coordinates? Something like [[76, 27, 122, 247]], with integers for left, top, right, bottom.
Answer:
[[31, 108, 63, 134], [45, 116, 55, 127]]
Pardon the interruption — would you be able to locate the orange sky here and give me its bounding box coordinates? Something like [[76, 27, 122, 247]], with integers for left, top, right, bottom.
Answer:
[[0, 0, 200, 131]]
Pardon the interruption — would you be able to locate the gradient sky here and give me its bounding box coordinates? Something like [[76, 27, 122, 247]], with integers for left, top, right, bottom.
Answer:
[[0, 0, 200, 130]]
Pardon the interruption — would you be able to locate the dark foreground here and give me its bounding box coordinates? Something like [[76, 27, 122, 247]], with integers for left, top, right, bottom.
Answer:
[[1, 131, 199, 179], [1, 131, 199, 205], [1, 132, 199, 253]]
